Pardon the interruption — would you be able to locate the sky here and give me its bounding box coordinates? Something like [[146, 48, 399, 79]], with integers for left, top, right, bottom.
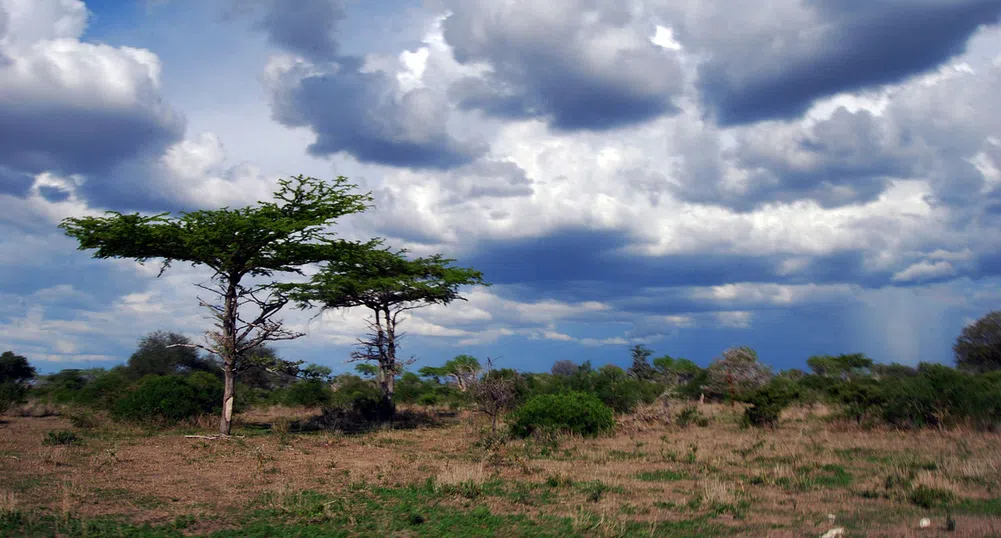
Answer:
[[3, 0, 1001, 375]]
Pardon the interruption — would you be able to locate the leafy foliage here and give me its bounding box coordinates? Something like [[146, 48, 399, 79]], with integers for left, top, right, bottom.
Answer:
[[955, 310, 1001, 373], [627, 344, 656, 381], [510, 391, 615, 438], [806, 353, 873, 379], [111, 375, 220, 424], [706, 346, 772, 401], [738, 378, 800, 428], [0, 351, 34, 414], [125, 331, 218, 378]]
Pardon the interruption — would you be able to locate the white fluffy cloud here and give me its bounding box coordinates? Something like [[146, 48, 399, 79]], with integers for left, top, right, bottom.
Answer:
[[0, 0, 184, 200]]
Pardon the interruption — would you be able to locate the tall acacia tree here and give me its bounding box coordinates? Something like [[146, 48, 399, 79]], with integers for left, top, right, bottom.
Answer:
[[60, 175, 376, 435], [282, 249, 487, 416]]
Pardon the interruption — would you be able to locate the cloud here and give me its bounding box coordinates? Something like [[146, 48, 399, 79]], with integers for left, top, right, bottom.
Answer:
[[892, 260, 957, 282], [660, 0, 1001, 125], [223, 0, 344, 63], [237, 1, 487, 170], [0, 0, 185, 202], [441, 0, 684, 130]]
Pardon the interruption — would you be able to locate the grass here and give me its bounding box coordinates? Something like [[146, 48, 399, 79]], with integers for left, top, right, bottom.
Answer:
[[2, 403, 1001, 536]]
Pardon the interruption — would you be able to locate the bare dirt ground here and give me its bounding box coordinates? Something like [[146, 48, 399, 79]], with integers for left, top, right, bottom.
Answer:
[[1, 403, 1000, 537]]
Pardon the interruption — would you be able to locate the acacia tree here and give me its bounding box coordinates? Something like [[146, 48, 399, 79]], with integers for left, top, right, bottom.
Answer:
[[283, 249, 487, 416], [60, 175, 375, 435]]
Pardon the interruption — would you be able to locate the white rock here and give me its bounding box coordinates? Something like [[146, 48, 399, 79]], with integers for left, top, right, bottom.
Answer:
[[820, 528, 845, 538], [919, 518, 932, 528]]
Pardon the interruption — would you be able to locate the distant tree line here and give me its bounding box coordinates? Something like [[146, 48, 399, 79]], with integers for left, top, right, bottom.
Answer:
[[5, 306, 1001, 434]]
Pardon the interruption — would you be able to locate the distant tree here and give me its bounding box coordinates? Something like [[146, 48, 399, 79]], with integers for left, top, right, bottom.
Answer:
[[301, 363, 334, 383], [441, 355, 482, 392], [354, 363, 379, 378], [806, 353, 873, 380], [60, 175, 375, 435], [125, 331, 218, 378], [0, 351, 35, 384], [418, 365, 446, 384], [871, 362, 919, 379], [550, 360, 578, 377], [954, 311, 1001, 373], [0, 351, 35, 414], [652, 355, 702, 385], [468, 358, 518, 434], [627, 344, 656, 381], [283, 249, 487, 416], [706, 346, 772, 402], [238, 346, 297, 390]]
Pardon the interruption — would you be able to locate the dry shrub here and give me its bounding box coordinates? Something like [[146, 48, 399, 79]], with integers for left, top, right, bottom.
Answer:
[[435, 462, 486, 487], [699, 477, 738, 507], [912, 470, 963, 497], [617, 402, 673, 434], [0, 490, 18, 515]]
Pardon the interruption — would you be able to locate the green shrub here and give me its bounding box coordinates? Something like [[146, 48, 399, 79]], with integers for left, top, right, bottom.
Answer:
[[66, 411, 100, 429], [0, 382, 27, 415], [329, 376, 384, 419], [281, 379, 333, 407], [42, 430, 80, 446], [676, 405, 709, 428], [509, 391, 615, 438], [739, 378, 799, 428], [111, 375, 216, 424], [910, 485, 954, 509], [544, 365, 660, 414], [830, 379, 884, 425]]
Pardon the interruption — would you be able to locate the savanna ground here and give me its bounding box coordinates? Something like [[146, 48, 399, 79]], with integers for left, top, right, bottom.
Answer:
[[2, 403, 1001, 537]]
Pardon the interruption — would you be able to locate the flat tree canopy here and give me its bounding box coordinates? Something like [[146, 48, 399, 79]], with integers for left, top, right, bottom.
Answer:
[[60, 175, 377, 434], [282, 248, 487, 414]]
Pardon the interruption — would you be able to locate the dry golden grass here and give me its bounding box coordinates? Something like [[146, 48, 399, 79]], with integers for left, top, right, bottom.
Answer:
[[1, 403, 1001, 536]]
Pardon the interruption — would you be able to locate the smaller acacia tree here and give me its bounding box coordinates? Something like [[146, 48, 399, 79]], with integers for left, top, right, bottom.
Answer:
[[283, 249, 487, 416], [955, 311, 1001, 374]]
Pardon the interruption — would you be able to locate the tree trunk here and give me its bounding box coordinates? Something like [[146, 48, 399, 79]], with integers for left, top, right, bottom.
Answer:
[[219, 280, 239, 436], [220, 361, 235, 435], [379, 306, 396, 419], [380, 372, 396, 419]]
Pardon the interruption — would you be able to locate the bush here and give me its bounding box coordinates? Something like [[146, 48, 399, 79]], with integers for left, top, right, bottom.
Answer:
[[0, 382, 27, 415], [111, 375, 217, 424], [549, 365, 661, 414], [329, 376, 385, 420], [910, 485, 954, 509], [42, 430, 80, 446], [280, 379, 333, 407], [509, 391, 615, 438], [739, 378, 799, 428], [676, 405, 710, 428]]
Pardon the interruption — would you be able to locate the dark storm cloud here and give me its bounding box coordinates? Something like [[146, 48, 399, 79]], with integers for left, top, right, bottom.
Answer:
[[0, 104, 184, 186], [269, 62, 486, 168], [223, 0, 344, 62], [666, 0, 1001, 125], [441, 0, 684, 131]]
